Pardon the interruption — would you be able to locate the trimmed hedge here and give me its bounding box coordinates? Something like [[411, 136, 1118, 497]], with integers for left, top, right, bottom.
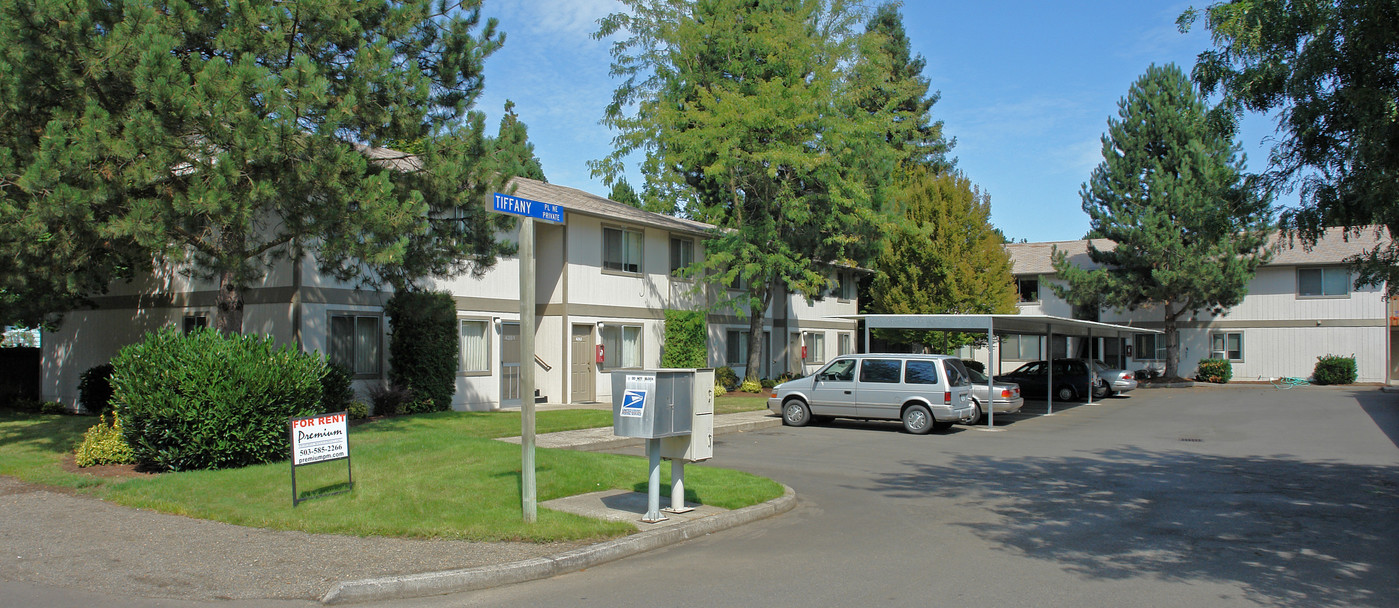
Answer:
[[661, 309, 708, 368], [111, 328, 326, 471], [385, 291, 458, 412], [1195, 358, 1233, 384], [1313, 354, 1357, 385]]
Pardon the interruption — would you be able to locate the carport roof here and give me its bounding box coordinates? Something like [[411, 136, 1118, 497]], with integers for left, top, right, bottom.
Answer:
[[844, 314, 1161, 338]]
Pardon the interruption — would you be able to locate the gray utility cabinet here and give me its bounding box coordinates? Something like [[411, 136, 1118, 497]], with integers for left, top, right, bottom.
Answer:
[[611, 369, 714, 461]]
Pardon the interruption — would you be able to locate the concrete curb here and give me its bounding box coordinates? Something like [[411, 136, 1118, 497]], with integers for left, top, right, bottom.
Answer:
[[319, 484, 797, 604]]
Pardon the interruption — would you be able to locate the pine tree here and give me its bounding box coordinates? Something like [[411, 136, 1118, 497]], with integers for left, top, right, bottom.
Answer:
[[0, 0, 514, 331], [859, 4, 955, 173], [1051, 64, 1272, 378]]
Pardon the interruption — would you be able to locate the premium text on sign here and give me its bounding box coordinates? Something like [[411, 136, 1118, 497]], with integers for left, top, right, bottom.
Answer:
[[290, 413, 349, 466]]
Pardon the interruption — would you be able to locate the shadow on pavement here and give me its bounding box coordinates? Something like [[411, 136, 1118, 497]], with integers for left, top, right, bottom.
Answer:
[[1357, 390, 1399, 449], [869, 448, 1399, 608]]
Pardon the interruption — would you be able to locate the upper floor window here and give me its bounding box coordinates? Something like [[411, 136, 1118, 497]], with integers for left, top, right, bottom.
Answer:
[[603, 226, 643, 274], [837, 271, 855, 301], [669, 236, 694, 277], [1017, 277, 1040, 303], [1297, 267, 1349, 297]]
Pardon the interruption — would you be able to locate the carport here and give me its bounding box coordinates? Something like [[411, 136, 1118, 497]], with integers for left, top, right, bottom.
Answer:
[[847, 314, 1161, 429]]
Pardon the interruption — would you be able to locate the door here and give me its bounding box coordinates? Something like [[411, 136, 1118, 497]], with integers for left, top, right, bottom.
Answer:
[[809, 358, 858, 417], [501, 322, 520, 406], [571, 324, 595, 403], [854, 358, 905, 420]]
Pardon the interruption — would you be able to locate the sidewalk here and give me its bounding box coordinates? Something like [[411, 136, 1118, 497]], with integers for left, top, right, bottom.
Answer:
[[0, 409, 791, 606]]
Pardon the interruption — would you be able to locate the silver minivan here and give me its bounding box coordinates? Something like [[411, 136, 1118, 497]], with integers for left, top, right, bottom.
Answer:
[[767, 354, 974, 434]]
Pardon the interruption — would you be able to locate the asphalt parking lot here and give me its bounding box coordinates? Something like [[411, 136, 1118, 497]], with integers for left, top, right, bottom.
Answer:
[[422, 385, 1399, 608]]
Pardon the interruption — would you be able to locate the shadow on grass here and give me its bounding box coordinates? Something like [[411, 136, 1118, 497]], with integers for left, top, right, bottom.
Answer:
[[867, 448, 1399, 607], [0, 411, 92, 454]]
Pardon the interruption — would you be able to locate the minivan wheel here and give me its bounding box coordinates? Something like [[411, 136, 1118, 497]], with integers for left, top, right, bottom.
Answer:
[[902, 404, 934, 435], [1055, 385, 1076, 402], [964, 400, 983, 425], [782, 399, 812, 427]]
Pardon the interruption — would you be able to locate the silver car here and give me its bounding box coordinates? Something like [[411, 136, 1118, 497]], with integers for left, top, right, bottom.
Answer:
[[767, 354, 974, 434], [1091, 360, 1138, 397], [963, 366, 1024, 424]]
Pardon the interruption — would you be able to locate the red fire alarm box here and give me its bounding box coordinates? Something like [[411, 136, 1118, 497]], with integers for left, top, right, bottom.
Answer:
[[801, 345, 808, 359], [596, 344, 605, 363]]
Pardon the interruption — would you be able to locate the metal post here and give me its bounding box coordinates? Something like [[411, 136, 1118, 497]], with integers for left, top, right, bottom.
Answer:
[[1046, 325, 1055, 416], [987, 321, 995, 428], [644, 439, 666, 523], [520, 218, 537, 523], [1086, 329, 1098, 405], [666, 458, 693, 513]]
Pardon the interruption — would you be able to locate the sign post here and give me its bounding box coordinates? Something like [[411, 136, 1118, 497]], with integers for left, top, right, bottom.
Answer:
[[288, 411, 352, 506], [491, 193, 563, 523]]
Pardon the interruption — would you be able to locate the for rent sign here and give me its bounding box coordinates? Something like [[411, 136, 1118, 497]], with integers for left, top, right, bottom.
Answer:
[[289, 412, 349, 466]]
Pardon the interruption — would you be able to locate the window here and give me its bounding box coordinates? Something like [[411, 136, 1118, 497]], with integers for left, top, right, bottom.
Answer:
[[603, 226, 643, 273], [803, 333, 825, 363], [182, 314, 208, 333], [330, 314, 381, 375], [669, 236, 694, 277], [1210, 332, 1243, 362], [837, 271, 855, 301], [905, 360, 939, 385], [818, 358, 856, 382], [1298, 267, 1350, 297], [725, 330, 749, 366], [838, 333, 852, 356], [601, 324, 642, 369], [1134, 334, 1166, 361], [859, 359, 903, 383], [1017, 277, 1040, 303], [459, 319, 490, 373], [1003, 334, 1042, 360]]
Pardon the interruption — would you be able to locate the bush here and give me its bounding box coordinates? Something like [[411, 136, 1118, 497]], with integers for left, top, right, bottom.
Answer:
[[715, 366, 738, 390], [39, 400, 67, 415], [713, 382, 727, 397], [347, 401, 370, 420], [368, 382, 415, 417], [385, 291, 458, 412], [960, 359, 986, 373], [78, 364, 115, 415], [738, 379, 763, 393], [74, 412, 136, 467], [661, 310, 708, 368], [1195, 358, 1233, 384], [110, 328, 326, 471], [1313, 354, 1357, 385], [760, 378, 775, 389], [321, 362, 355, 413]]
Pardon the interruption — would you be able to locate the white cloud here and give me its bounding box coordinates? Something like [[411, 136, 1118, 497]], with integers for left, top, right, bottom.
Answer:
[[497, 0, 621, 39]]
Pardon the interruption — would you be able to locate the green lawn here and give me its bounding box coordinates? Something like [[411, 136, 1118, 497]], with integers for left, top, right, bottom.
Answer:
[[714, 393, 770, 415], [0, 409, 783, 542]]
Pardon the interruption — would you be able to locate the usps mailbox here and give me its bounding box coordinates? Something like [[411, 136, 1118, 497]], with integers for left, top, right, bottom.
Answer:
[[611, 368, 715, 522]]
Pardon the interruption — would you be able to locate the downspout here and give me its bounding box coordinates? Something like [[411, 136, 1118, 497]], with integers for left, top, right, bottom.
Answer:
[[292, 237, 303, 351]]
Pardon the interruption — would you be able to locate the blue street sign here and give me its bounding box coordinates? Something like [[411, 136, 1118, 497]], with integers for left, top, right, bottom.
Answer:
[[492, 193, 563, 224]]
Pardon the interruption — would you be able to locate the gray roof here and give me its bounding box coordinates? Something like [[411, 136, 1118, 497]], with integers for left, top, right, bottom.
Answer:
[[1007, 227, 1391, 276], [507, 177, 714, 237]]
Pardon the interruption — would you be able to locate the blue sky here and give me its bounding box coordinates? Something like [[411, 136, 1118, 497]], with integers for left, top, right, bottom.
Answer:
[[473, 1, 1283, 243]]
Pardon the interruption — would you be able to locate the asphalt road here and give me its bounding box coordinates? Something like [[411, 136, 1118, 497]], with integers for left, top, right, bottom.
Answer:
[[388, 385, 1398, 608]]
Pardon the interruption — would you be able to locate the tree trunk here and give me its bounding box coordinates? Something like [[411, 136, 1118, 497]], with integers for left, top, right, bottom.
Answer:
[[744, 284, 772, 383], [215, 269, 244, 335], [1163, 304, 1180, 379]]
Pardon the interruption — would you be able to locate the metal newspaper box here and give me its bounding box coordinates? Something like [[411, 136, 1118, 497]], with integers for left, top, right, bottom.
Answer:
[[612, 370, 695, 439]]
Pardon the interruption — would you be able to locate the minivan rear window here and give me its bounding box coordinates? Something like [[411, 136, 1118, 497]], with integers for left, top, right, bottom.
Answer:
[[904, 360, 939, 385], [859, 359, 902, 383]]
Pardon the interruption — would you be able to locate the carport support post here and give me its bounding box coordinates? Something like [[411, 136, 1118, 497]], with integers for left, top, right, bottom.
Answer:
[[1046, 324, 1055, 416], [987, 322, 996, 428], [1085, 329, 1098, 405]]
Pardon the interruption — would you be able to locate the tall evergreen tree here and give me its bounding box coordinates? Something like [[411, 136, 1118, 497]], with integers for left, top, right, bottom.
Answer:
[[594, 0, 910, 380], [867, 168, 1017, 351], [1181, 0, 1399, 295], [859, 4, 955, 173], [1051, 64, 1272, 378], [489, 100, 546, 183], [0, 0, 515, 332]]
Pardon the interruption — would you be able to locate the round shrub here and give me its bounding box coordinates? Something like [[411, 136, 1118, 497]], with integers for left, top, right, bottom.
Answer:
[[78, 364, 115, 415], [1313, 354, 1357, 385], [715, 366, 738, 390], [738, 379, 763, 394], [39, 401, 67, 415], [713, 382, 728, 397], [110, 328, 327, 471], [1195, 358, 1233, 384], [347, 401, 370, 420]]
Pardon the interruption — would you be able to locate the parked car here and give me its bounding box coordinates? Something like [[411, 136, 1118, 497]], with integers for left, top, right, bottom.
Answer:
[[994, 358, 1105, 402], [1091, 360, 1138, 397], [767, 354, 974, 434], [963, 366, 1025, 424]]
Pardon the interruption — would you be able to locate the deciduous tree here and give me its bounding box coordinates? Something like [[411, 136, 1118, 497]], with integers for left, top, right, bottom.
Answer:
[[1180, 0, 1399, 295], [1051, 64, 1272, 378]]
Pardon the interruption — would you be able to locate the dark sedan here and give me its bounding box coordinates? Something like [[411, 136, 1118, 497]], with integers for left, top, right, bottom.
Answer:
[[994, 359, 1105, 402]]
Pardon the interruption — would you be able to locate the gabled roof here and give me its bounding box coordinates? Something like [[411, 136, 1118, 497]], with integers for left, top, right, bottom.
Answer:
[[1007, 227, 1391, 276], [507, 177, 713, 237]]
